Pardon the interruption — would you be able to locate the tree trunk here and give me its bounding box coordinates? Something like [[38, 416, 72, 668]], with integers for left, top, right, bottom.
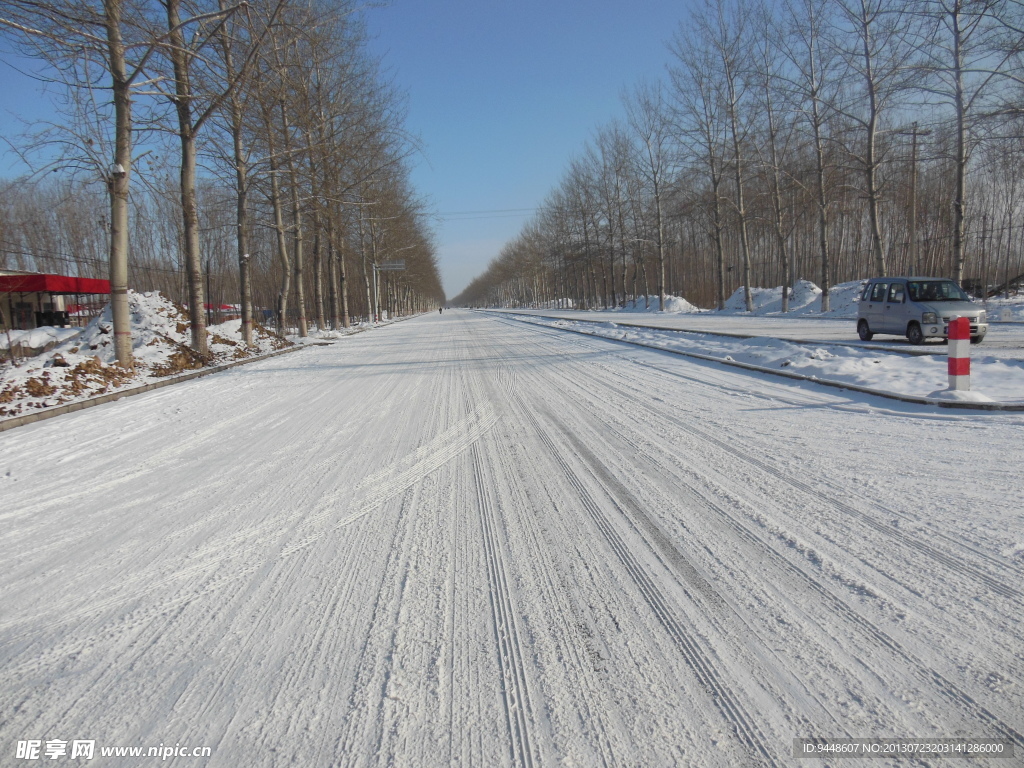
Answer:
[[339, 236, 351, 328], [104, 0, 133, 367], [711, 180, 726, 310], [656, 191, 666, 311], [265, 117, 290, 332], [218, 0, 253, 346], [167, 0, 208, 358], [312, 226, 325, 330], [729, 106, 753, 312], [282, 108, 307, 337], [326, 215, 340, 329], [952, 17, 967, 282], [862, 32, 887, 277]]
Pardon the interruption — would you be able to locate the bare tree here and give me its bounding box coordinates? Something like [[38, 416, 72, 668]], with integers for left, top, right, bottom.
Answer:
[[670, 23, 730, 309], [156, 0, 282, 355], [828, 0, 919, 276], [0, 0, 171, 366], [780, 0, 845, 309], [913, 0, 1016, 281], [699, 0, 756, 311], [624, 80, 674, 310], [751, 1, 799, 310]]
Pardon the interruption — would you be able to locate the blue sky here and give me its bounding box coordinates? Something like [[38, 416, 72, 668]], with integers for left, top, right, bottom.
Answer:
[[366, 1, 690, 297], [0, 1, 691, 298]]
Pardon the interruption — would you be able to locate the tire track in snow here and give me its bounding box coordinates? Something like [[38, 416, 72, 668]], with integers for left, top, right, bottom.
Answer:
[[0, 406, 498, 669], [551, 407, 846, 715], [583, 341, 1024, 598], [502, 327, 1024, 750], [353, 405, 498, 515], [477, 358, 623, 767], [323, 487, 422, 766], [0, 347, 412, 639], [306, 334, 474, 766], [570, 343, 1024, 613], [6, 348, 455, 699], [495, 381, 782, 767], [472, 444, 538, 768], [328, 331, 483, 766], [675, 415, 1024, 599], [541, 346, 1024, 710], [484, 330, 864, 746], [485, 314, 1024, 752], [495, 313, 1024, 597], [460, 318, 626, 766]]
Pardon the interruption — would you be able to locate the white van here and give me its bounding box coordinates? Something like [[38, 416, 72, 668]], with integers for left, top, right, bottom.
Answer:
[[857, 277, 988, 344]]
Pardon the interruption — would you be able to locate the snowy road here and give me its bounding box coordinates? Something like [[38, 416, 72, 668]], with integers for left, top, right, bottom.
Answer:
[[2, 310, 1023, 767]]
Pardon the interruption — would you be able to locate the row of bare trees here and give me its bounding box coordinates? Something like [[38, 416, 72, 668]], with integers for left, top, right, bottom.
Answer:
[[454, 0, 1024, 312], [0, 172, 441, 323], [1, 0, 443, 366]]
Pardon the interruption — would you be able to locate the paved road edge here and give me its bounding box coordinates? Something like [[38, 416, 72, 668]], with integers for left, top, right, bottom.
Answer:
[[0, 343, 322, 434]]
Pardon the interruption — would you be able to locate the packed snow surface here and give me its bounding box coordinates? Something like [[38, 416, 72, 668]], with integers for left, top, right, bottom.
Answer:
[[2, 310, 1023, 767]]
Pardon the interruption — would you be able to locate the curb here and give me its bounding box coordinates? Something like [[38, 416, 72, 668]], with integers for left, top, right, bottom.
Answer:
[[492, 313, 1024, 412], [0, 343, 316, 434]]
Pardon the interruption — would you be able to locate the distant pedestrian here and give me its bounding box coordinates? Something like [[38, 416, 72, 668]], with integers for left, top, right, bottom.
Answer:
[[439, 306, 443, 314]]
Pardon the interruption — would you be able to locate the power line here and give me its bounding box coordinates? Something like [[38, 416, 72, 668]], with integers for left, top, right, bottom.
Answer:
[[435, 207, 539, 222], [436, 208, 538, 215]]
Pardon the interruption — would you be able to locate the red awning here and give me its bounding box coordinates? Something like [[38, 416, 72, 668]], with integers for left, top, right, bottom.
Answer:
[[0, 274, 111, 294]]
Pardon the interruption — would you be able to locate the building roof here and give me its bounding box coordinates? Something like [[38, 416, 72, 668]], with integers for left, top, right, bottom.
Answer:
[[0, 273, 111, 294]]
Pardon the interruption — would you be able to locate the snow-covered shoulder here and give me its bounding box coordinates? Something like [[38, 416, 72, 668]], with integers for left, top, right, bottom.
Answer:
[[1, 291, 290, 419]]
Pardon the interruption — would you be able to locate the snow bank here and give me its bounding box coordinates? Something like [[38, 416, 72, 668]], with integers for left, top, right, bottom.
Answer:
[[925, 389, 997, 403], [618, 295, 701, 314], [0, 326, 82, 352], [1, 291, 290, 419], [985, 296, 1024, 323], [604, 280, 864, 317], [722, 279, 864, 318], [285, 324, 370, 343]]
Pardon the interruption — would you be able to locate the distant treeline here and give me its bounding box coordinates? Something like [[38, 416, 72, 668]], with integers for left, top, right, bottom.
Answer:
[[454, 0, 1024, 312]]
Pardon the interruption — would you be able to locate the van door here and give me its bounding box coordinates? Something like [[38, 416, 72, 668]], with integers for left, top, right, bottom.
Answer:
[[863, 281, 888, 332], [884, 281, 907, 333]]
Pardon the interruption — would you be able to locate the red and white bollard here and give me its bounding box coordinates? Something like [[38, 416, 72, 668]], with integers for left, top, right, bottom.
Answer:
[[948, 316, 971, 391]]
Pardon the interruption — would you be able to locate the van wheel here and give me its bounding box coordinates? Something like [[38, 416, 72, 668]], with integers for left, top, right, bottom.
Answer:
[[857, 320, 873, 341], [971, 334, 985, 345], [907, 323, 924, 345]]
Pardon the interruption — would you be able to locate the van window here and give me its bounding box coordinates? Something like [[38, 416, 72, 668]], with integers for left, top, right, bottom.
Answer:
[[888, 283, 905, 303], [870, 282, 888, 302], [907, 280, 969, 302]]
